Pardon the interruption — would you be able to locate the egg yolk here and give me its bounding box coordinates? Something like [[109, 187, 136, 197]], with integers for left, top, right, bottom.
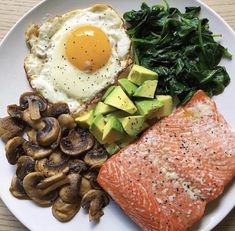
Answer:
[[65, 25, 112, 72]]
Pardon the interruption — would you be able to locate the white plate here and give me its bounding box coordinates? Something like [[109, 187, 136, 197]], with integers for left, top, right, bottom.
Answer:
[[0, 0, 234, 230]]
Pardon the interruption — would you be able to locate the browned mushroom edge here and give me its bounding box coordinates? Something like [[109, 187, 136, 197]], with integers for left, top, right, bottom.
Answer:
[[23, 172, 63, 207], [60, 128, 94, 156], [35, 151, 70, 177], [52, 197, 81, 222], [16, 156, 35, 179], [81, 189, 109, 221], [0, 117, 25, 142], [5, 136, 26, 165], [0, 92, 110, 222], [36, 117, 61, 148], [20, 92, 47, 121]]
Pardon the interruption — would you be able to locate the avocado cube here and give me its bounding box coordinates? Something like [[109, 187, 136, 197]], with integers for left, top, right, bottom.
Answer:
[[106, 111, 129, 121], [128, 65, 158, 86], [102, 116, 125, 144], [105, 143, 120, 155], [134, 80, 158, 99], [135, 99, 163, 119], [75, 110, 94, 129], [117, 135, 136, 148], [102, 86, 116, 101], [104, 86, 137, 114], [94, 102, 116, 117], [118, 79, 138, 97], [156, 95, 173, 119], [90, 114, 106, 144], [119, 116, 145, 137]]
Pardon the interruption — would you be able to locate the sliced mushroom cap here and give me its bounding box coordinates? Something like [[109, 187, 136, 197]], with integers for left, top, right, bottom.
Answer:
[[47, 103, 70, 118], [36, 117, 61, 148], [7, 104, 23, 119], [52, 197, 80, 222], [26, 129, 37, 144], [23, 172, 69, 207], [23, 141, 52, 160], [5, 136, 25, 165], [59, 174, 81, 203], [81, 190, 109, 221], [83, 170, 101, 190], [36, 172, 65, 189], [9, 175, 28, 199], [20, 92, 47, 121], [68, 159, 88, 174], [20, 92, 47, 111], [35, 151, 70, 177], [0, 117, 25, 143], [89, 176, 101, 190], [82, 169, 98, 180], [60, 129, 94, 156], [16, 156, 35, 180], [79, 177, 92, 197], [84, 147, 108, 168], [50, 130, 61, 150], [58, 114, 76, 135], [22, 109, 43, 129]]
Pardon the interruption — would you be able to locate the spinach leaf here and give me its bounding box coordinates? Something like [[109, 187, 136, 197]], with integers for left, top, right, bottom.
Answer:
[[123, 2, 232, 105]]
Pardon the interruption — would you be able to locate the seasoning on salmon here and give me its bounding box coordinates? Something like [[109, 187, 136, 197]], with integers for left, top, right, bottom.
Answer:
[[97, 90, 235, 231]]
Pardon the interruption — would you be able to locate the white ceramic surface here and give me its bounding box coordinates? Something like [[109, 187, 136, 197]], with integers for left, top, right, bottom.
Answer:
[[0, 0, 234, 230]]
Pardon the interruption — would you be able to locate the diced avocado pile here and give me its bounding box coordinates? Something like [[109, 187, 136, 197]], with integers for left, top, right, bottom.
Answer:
[[75, 65, 173, 155]]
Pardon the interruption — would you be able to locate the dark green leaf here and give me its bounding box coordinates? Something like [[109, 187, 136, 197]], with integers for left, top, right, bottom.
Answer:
[[123, 2, 232, 105]]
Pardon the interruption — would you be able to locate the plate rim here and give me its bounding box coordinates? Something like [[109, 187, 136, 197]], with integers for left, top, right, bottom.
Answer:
[[0, 0, 234, 230]]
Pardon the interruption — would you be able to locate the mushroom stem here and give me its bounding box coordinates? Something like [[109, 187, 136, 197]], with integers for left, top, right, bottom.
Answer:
[[26, 129, 37, 144], [28, 100, 41, 121], [36, 117, 61, 147], [35, 151, 70, 177], [81, 190, 109, 221], [22, 109, 43, 129], [42, 178, 70, 196], [23, 172, 61, 206], [37, 173, 67, 190]]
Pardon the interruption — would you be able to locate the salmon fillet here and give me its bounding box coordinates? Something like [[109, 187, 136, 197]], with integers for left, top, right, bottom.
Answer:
[[97, 90, 235, 231]]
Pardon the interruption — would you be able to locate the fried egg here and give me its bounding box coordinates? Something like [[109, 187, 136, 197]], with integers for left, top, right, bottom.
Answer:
[[24, 4, 131, 113]]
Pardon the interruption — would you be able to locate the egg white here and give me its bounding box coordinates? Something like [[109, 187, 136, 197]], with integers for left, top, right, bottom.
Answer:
[[24, 4, 131, 113]]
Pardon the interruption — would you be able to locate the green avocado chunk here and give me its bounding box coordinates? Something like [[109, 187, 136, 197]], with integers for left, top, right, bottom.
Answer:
[[94, 102, 116, 116], [128, 65, 158, 86], [102, 116, 125, 144], [118, 79, 138, 97], [133, 80, 158, 99], [119, 116, 145, 137], [102, 86, 116, 101], [104, 86, 137, 114], [156, 95, 173, 119], [117, 135, 136, 148], [90, 114, 106, 144], [106, 111, 129, 121], [104, 143, 121, 155], [75, 110, 94, 129], [135, 99, 163, 119]]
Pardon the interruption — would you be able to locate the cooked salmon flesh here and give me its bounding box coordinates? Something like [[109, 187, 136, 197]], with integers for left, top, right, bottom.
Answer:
[[98, 90, 235, 231]]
